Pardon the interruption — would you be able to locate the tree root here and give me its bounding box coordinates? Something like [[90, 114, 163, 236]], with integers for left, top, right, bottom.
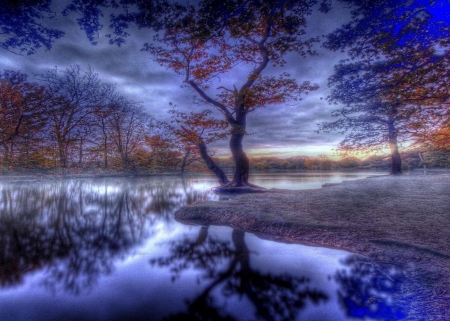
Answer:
[[212, 182, 267, 194]]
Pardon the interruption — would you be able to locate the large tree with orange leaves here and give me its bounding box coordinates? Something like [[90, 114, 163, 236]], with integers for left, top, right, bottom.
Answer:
[[144, 0, 322, 189]]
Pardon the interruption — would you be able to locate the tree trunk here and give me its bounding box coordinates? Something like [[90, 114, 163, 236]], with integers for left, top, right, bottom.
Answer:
[[25, 137, 30, 169], [232, 229, 249, 263], [58, 143, 68, 168], [418, 151, 427, 174], [2, 143, 10, 167], [388, 122, 402, 175], [229, 130, 250, 186], [55, 132, 68, 168], [9, 140, 14, 167], [180, 149, 190, 176], [101, 119, 108, 168], [79, 137, 83, 166], [198, 142, 230, 185], [103, 147, 108, 168], [223, 107, 251, 186], [195, 226, 209, 245]]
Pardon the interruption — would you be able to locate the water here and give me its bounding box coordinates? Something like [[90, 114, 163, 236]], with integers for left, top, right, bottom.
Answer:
[[0, 171, 410, 321]]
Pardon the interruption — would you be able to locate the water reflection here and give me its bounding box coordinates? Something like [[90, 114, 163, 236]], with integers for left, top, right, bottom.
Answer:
[[151, 227, 328, 320], [0, 177, 215, 292], [248, 171, 386, 190], [336, 256, 407, 320], [0, 174, 409, 321]]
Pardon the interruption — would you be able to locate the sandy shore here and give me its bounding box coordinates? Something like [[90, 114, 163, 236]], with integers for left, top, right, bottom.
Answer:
[[175, 173, 450, 320]]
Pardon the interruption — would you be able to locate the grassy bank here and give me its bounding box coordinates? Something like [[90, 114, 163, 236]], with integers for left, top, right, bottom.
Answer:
[[175, 173, 450, 320]]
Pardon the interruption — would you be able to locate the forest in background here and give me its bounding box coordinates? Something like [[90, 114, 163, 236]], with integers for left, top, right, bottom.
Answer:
[[0, 65, 448, 176]]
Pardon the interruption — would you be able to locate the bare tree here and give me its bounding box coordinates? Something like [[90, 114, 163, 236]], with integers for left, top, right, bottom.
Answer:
[[38, 65, 111, 168]]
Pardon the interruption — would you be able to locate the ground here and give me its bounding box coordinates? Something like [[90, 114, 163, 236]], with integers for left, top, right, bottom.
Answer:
[[175, 172, 450, 320]]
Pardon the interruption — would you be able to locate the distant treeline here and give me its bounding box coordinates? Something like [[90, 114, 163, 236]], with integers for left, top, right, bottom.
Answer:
[[217, 151, 450, 172], [4, 151, 450, 176]]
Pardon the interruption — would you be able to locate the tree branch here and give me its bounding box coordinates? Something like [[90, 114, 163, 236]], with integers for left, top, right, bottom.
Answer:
[[239, 24, 271, 93], [185, 79, 235, 124]]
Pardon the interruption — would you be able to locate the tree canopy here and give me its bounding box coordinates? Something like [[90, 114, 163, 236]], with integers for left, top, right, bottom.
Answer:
[[322, 0, 450, 174], [0, 0, 178, 54], [325, 0, 450, 56], [0, 0, 64, 54], [144, 0, 322, 187]]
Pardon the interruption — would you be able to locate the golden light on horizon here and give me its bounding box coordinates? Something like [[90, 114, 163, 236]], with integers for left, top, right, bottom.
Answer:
[[214, 145, 395, 160]]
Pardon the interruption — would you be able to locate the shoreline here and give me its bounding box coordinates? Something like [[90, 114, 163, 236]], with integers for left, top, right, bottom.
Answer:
[[0, 167, 447, 181], [175, 173, 450, 320], [0, 172, 185, 182]]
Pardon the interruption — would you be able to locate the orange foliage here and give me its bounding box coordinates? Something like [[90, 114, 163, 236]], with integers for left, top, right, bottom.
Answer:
[[166, 105, 228, 146]]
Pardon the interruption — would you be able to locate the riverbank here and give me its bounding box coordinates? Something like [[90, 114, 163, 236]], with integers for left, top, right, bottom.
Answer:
[[175, 173, 450, 320]]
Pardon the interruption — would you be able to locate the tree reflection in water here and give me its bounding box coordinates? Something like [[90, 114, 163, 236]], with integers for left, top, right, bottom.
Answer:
[[0, 177, 214, 294], [151, 227, 328, 321], [0, 176, 414, 321], [335, 255, 408, 320]]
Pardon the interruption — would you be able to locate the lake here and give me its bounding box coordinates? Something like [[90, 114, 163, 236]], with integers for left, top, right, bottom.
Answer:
[[0, 171, 411, 321]]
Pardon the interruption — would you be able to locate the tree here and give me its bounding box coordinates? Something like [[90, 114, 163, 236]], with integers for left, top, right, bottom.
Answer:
[[0, 0, 179, 54], [144, 133, 182, 172], [37, 65, 120, 168], [105, 101, 150, 169], [61, 0, 182, 46], [165, 105, 230, 185], [0, 0, 64, 55], [89, 89, 132, 169], [325, 55, 448, 173], [319, 51, 448, 174], [91, 104, 113, 169], [318, 59, 411, 174], [0, 67, 159, 173], [325, 0, 450, 56], [0, 70, 47, 169], [144, 0, 320, 189], [322, 1, 450, 174], [337, 157, 361, 169]]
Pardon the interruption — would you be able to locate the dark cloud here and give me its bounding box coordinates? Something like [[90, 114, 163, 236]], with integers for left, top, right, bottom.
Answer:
[[0, 1, 352, 158]]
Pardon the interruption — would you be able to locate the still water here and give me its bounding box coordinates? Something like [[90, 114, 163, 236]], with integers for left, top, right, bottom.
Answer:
[[0, 171, 409, 321]]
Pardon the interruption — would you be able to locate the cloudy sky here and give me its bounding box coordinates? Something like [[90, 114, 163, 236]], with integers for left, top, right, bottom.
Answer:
[[0, 0, 351, 158]]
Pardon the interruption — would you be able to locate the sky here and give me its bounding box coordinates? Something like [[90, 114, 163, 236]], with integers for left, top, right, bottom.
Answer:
[[0, 0, 352, 159]]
